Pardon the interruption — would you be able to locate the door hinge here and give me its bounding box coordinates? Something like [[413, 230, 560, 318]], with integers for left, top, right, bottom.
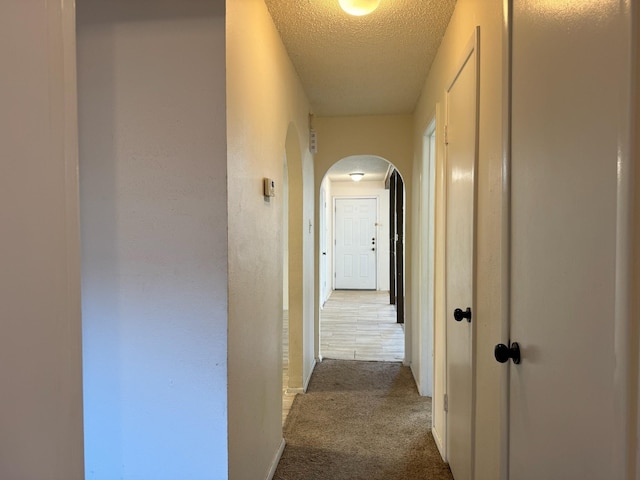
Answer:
[[444, 393, 448, 413], [444, 125, 449, 145]]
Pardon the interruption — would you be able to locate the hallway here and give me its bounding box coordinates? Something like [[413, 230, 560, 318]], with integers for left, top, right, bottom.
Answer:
[[4, 1, 637, 478], [279, 293, 443, 478], [283, 290, 405, 424], [321, 290, 405, 362], [274, 359, 451, 480]]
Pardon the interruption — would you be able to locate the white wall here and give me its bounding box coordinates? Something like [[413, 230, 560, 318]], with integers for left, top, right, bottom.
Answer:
[[0, 1, 84, 477], [319, 178, 332, 305], [329, 180, 390, 292], [77, 2, 228, 478], [302, 138, 316, 389], [413, 125, 437, 398], [227, 0, 315, 478]]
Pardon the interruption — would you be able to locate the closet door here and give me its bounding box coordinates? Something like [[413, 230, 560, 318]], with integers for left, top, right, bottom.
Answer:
[[508, 1, 633, 478]]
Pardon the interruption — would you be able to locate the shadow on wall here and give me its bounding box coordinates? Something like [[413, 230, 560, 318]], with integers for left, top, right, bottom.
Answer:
[[77, 1, 228, 477]]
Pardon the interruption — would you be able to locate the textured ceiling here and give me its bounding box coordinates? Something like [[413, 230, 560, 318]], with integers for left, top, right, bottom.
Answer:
[[326, 155, 392, 182], [264, 0, 456, 116]]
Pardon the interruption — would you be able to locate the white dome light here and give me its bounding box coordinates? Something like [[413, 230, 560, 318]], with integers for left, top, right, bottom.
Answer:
[[339, 0, 381, 16]]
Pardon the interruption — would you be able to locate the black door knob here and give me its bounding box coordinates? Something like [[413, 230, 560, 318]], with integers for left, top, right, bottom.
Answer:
[[494, 342, 521, 364], [453, 307, 472, 322]]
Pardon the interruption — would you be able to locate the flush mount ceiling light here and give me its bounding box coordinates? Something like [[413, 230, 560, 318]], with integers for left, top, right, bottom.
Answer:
[[338, 0, 381, 16], [349, 172, 365, 182]]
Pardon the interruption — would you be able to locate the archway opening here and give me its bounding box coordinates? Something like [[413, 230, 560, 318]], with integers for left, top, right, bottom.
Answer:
[[318, 155, 405, 362]]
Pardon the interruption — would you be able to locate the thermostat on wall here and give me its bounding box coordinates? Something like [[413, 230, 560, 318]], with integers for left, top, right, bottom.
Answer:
[[263, 178, 275, 197]]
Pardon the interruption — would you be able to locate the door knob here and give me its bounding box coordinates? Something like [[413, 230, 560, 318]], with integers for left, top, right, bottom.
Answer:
[[453, 307, 472, 322], [494, 342, 520, 364]]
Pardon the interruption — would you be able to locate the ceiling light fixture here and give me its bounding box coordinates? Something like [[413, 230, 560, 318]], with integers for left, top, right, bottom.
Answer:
[[349, 172, 365, 182], [338, 0, 381, 16]]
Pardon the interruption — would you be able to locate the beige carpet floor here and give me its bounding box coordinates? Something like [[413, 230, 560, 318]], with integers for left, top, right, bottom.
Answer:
[[273, 359, 453, 480]]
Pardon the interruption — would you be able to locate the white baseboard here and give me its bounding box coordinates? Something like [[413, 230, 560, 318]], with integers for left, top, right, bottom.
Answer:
[[410, 364, 421, 393], [303, 358, 317, 392], [410, 364, 433, 397], [265, 438, 286, 480], [432, 426, 446, 462]]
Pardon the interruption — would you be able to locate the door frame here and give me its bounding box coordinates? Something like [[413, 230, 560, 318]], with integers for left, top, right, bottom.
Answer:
[[390, 174, 397, 304], [319, 185, 330, 306], [333, 195, 379, 291], [499, 2, 512, 479]]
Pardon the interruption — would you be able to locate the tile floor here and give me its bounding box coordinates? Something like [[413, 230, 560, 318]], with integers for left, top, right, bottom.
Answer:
[[320, 290, 405, 362], [282, 290, 405, 424]]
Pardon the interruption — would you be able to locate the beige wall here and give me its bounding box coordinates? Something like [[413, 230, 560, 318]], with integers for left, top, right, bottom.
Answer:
[[0, 1, 84, 477], [633, 5, 640, 477], [413, 0, 505, 477], [227, 0, 315, 477], [314, 116, 413, 180], [313, 115, 413, 361]]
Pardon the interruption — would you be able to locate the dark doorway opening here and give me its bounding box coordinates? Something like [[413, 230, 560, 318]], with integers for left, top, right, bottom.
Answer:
[[387, 169, 404, 324]]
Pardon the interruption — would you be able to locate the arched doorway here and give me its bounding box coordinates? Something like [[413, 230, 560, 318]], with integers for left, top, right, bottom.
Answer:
[[318, 155, 406, 362]]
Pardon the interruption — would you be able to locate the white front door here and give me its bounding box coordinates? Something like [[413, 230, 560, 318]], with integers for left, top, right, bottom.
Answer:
[[445, 30, 479, 480], [508, 2, 632, 478], [334, 197, 377, 290]]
